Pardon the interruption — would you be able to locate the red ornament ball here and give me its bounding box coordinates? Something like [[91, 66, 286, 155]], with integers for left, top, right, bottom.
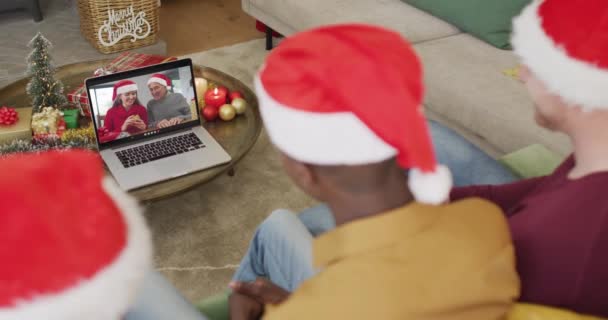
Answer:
[[202, 106, 219, 121], [228, 91, 243, 102], [0, 106, 19, 126]]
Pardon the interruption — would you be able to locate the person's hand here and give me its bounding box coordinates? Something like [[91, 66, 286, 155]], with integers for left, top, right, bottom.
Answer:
[[229, 292, 263, 320], [157, 119, 171, 128], [121, 116, 136, 131], [169, 117, 183, 126], [229, 279, 290, 305], [133, 120, 147, 130]]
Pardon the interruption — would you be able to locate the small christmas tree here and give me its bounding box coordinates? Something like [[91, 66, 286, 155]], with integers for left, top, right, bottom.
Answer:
[[26, 33, 68, 113]]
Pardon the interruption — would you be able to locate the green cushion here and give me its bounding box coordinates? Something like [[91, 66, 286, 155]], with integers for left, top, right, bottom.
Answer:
[[498, 144, 563, 178], [403, 0, 531, 49], [196, 291, 230, 320]]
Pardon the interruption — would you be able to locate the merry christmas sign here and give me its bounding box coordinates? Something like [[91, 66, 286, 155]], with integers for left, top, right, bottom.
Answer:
[[97, 5, 151, 47]]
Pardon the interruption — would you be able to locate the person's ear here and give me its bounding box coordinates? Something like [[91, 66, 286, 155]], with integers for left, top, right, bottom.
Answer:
[[279, 153, 323, 199]]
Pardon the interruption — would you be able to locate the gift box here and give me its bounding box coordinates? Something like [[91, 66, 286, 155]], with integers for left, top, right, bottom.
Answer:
[[0, 107, 33, 145], [31, 107, 66, 140], [68, 52, 178, 117]]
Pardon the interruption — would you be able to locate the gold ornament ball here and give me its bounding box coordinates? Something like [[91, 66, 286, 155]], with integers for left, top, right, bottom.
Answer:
[[231, 98, 247, 115], [219, 104, 236, 121]]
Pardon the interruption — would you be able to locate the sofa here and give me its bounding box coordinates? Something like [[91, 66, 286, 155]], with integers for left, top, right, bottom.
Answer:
[[0, 0, 43, 21], [242, 0, 571, 160]]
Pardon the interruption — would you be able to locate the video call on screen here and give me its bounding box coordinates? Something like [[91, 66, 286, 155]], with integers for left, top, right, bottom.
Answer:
[[89, 66, 198, 144]]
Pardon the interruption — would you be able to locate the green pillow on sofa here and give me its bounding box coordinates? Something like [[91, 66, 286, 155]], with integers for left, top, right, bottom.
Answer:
[[498, 144, 563, 178], [403, 0, 531, 49]]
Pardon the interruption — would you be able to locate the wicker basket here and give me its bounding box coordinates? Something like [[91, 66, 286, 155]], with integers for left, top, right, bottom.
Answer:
[[77, 0, 159, 54]]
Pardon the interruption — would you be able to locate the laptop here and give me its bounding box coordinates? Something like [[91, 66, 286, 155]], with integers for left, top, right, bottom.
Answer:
[[86, 58, 231, 191]]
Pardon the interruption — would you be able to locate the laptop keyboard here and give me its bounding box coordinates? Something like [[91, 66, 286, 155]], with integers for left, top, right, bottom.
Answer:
[[116, 133, 205, 168]]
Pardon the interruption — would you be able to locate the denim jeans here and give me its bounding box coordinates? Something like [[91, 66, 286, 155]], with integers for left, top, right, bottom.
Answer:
[[232, 120, 517, 291]]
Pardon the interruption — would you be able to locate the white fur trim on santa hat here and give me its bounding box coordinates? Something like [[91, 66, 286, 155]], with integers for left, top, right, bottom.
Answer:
[[147, 77, 170, 88], [0, 177, 153, 320], [512, 0, 608, 109], [116, 84, 139, 96], [255, 75, 398, 166], [408, 165, 452, 205]]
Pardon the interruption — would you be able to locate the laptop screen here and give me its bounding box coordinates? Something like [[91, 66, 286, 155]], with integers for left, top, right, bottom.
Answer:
[[86, 59, 200, 148]]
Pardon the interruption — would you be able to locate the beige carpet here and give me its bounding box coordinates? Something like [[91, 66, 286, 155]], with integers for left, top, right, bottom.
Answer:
[[148, 39, 314, 302]]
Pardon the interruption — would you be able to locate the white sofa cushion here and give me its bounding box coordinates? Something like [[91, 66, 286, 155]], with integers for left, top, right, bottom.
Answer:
[[414, 34, 571, 156], [245, 0, 460, 43]]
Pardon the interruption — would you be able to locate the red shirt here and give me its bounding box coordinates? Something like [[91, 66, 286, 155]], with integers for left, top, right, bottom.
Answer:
[[451, 155, 608, 317], [103, 104, 148, 134]]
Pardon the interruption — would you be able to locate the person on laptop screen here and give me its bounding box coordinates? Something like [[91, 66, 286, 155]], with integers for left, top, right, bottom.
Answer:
[[146, 73, 192, 129], [102, 79, 148, 138]]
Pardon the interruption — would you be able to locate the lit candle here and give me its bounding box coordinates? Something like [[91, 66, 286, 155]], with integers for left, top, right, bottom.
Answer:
[[204, 87, 228, 108]]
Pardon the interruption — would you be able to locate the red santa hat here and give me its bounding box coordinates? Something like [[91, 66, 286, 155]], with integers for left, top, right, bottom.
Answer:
[[255, 24, 452, 205], [512, 0, 608, 110], [0, 150, 152, 320], [147, 73, 172, 89], [112, 79, 138, 101]]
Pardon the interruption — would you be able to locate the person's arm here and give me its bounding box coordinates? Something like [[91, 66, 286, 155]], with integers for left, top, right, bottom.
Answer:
[[174, 93, 193, 120], [104, 109, 120, 133], [450, 176, 545, 215], [104, 112, 114, 132], [576, 215, 608, 312]]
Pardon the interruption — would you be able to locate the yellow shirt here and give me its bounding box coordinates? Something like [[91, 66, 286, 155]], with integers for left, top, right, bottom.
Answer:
[[264, 198, 520, 320]]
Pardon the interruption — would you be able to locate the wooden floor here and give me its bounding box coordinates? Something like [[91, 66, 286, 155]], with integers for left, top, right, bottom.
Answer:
[[159, 0, 263, 56]]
